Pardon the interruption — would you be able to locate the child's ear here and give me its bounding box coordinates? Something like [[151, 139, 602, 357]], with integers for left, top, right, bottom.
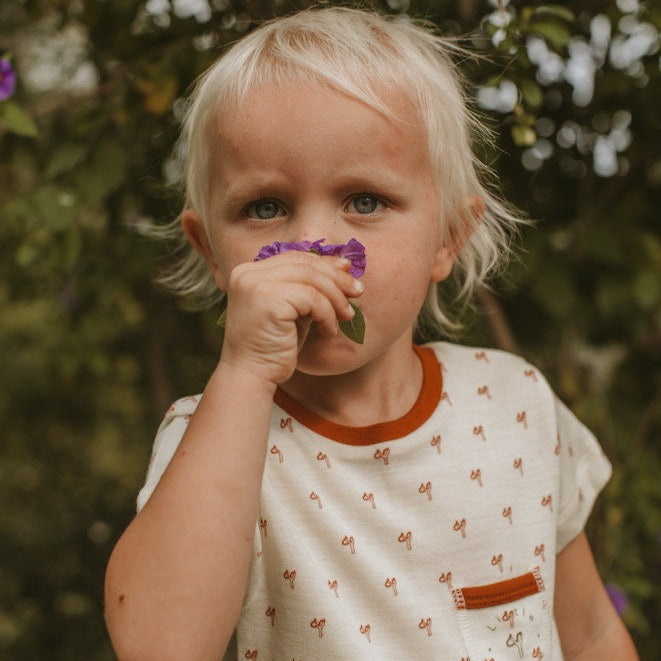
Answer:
[[430, 244, 456, 283], [430, 196, 484, 283], [181, 209, 226, 291]]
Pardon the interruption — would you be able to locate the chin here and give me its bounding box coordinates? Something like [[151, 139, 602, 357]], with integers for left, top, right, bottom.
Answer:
[[294, 332, 365, 377]]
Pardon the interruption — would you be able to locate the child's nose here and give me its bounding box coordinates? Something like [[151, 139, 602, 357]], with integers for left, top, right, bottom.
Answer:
[[296, 214, 339, 242]]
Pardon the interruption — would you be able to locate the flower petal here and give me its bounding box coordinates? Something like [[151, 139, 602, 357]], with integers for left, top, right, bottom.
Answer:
[[254, 239, 327, 261], [0, 59, 16, 101], [254, 237, 366, 278]]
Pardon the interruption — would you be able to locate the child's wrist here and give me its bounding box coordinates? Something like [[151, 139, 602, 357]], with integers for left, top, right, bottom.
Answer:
[[213, 357, 280, 397]]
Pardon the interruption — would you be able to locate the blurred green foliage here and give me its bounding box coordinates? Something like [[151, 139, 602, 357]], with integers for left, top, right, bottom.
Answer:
[[1, 0, 659, 658]]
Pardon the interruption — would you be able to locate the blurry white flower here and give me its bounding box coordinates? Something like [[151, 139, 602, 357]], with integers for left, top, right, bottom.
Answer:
[[476, 79, 518, 113]]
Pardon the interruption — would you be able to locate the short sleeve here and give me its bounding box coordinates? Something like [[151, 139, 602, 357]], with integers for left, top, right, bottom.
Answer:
[[136, 395, 201, 512], [555, 397, 612, 552]]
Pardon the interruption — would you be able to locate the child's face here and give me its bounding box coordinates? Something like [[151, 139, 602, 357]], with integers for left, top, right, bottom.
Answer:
[[199, 81, 455, 373]]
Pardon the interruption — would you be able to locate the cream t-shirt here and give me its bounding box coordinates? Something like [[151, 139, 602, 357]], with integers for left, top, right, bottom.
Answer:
[[138, 342, 612, 660]]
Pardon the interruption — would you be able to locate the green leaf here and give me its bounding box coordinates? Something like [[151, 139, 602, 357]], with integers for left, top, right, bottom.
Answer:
[[483, 75, 505, 88], [45, 143, 88, 179], [533, 5, 576, 22], [511, 123, 536, 146], [0, 101, 38, 137], [483, 21, 499, 38], [74, 137, 128, 204], [519, 78, 543, 109], [529, 20, 572, 49], [520, 7, 534, 27], [32, 184, 75, 229], [339, 302, 365, 344], [633, 270, 661, 310]]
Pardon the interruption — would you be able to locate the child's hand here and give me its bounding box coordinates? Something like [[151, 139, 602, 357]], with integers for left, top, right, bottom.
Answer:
[[218, 251, 363, 385]]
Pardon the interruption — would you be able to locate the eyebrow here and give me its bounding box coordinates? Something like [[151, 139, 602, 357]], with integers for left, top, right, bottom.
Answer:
[[220, 173, 290, 207], [332, 170, 405, 191], [222, 168, 407, 199]]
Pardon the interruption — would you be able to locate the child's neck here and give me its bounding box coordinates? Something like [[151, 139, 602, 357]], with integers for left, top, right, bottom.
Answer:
[[280, 343, 423, 428]]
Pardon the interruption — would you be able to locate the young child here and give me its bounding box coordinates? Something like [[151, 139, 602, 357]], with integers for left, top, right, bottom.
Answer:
[[105, 7, 638, 660]]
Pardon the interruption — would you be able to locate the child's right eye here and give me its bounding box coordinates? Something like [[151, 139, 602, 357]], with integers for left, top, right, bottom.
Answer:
[[243, 199, 286, 220]]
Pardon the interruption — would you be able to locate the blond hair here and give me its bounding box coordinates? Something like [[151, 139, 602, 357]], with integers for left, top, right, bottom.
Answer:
[[156, 6, 523, 334]]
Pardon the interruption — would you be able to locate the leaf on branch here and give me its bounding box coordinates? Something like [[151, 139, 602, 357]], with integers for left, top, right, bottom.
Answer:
[[133, 75, 178, 115], [74, 138, 127, 204], [518, 78, 543, 109], [511, 123, 537, 146], [528, 20, 572, 49], [533, 5, 576, 22], [0, 101, 38, 137], [45, 143, 88, 179]]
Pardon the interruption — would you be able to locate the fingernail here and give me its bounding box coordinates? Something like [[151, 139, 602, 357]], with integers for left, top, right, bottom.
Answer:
[[337, 257, 351, 268], [346, 303, 356, 317], [353, 279, 364, 293]]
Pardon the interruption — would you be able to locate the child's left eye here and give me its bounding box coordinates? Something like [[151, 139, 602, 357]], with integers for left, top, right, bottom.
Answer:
[[346, 194, 386, 215]]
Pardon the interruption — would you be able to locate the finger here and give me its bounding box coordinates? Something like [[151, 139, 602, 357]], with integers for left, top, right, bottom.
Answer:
[[295, 317, 313, 350], [239, 256, 363, 318], [283, 284, 344, 338], [248, 251, 362, 298]]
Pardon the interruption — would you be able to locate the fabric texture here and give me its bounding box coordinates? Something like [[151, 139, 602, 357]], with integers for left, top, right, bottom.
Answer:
[[137, 342, 612, 660]]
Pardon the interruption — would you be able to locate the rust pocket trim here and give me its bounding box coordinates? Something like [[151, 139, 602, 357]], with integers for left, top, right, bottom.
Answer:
[[452, 566, 544, 610]]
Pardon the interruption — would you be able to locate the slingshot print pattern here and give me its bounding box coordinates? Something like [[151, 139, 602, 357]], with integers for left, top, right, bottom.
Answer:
[[309, 491, 323, 509], [373, 447, 390, 465], [385, 577, 398, 596], [398, 530, 413, 550], [280, 417, 293, 433], [283, 569, 296, 589], [418, 481, 432, 501], [438, 571, 453, 591], [359, 623, 372, 643], [144, 343, 612, 659], [328, 579, 339, 598], [316, 451, 331, 468], [362, 491, 376, 509], [470, 468, 483, 487], [270, 445, 284, 463]]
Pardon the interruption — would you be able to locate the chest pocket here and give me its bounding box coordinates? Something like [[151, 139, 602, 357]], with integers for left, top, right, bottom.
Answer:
[[452, 567, 551, 660]]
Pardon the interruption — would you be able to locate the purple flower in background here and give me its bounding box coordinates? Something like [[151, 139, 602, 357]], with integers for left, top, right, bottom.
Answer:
[[606, 583, 629, 616], [254, 238, 366, 278], [0, 59, 16, 101]]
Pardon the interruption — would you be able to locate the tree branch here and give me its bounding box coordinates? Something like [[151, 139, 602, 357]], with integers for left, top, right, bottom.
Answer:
[[476, 286, 519, 353]]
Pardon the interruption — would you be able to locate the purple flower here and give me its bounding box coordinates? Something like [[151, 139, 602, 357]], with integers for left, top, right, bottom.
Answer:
[[318, 238, 366, 278], [254, 238, 366, 278], [251, 237, 366, 343], [0, 59, 16, 101], [606, 583, 629, 616], [254, 239, 327, 261]]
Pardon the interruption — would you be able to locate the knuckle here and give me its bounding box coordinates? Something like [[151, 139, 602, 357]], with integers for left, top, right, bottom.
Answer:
[[228, 262, 248, 284]]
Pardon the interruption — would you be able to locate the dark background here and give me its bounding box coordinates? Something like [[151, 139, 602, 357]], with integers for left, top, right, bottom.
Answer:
[[1, 0, 659, 658]]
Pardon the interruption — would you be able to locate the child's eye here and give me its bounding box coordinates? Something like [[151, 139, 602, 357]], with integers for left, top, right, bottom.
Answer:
[[244, 199, 286, 220], [346, 194, 386, 215]]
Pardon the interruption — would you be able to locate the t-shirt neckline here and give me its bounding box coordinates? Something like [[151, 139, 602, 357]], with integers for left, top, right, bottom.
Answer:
[[273, 345, 442, 446]]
